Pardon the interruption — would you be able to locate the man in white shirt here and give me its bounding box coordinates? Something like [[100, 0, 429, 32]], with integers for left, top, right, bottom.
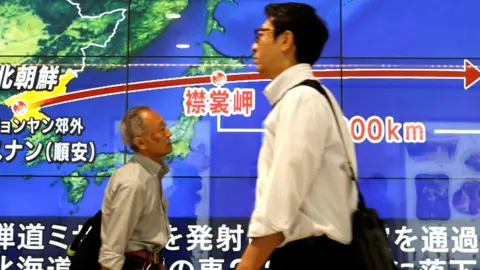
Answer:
[[236, 3, 358, 270], [99, 106, 171, 270]]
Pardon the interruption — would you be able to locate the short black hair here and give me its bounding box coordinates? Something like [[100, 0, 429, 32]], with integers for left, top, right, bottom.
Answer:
[[265, 2, 329, 65]]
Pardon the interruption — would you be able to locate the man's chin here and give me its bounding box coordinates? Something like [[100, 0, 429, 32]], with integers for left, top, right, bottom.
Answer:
[[166, 144, 173, 154], [255, 64, 265, 75], [158, 146, 173, 158]]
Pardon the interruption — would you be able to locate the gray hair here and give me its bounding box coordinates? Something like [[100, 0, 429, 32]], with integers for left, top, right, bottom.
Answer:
[[120, 105, 151, 151]]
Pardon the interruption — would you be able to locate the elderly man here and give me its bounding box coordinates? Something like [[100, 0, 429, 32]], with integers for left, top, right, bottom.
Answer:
[[99, 105, 172, 270]]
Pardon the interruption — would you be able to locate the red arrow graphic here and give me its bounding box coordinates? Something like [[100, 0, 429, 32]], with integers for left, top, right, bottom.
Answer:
[[329, 59, 480, 90], [36, 59, 480, 109]]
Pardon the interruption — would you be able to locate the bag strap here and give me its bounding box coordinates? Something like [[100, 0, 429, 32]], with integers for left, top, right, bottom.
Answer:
[[273, 79, 367, 210]]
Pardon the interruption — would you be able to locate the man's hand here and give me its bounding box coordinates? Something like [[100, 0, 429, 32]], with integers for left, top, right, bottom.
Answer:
[[158, 264, 167, 270]]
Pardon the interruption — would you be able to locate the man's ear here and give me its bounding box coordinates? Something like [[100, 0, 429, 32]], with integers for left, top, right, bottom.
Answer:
[[279, 30, 295, 52], [133, 137, 147, 150]]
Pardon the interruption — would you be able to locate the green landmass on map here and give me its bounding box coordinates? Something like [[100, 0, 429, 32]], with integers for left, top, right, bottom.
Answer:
[[0, 0, 245, 213], [0, 91, 13, 103], [0, 0, 189, 69], [128, 0, 188, 56], [205, 0, 238, 36]]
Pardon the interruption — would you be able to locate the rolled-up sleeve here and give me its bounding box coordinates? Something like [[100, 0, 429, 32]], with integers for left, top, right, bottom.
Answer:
[[98, 178, 144, 270], [248, 89, 328, 244]]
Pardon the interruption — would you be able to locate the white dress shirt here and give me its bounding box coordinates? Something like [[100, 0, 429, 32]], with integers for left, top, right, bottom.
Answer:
[[99, 154, 171, 270], [248, 63, 359, 247]]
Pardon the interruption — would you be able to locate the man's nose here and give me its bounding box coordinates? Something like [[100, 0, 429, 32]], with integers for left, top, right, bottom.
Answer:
[[251, 42, 258, 52]]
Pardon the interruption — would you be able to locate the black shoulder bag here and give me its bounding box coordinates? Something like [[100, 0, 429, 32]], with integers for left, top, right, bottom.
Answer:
[[67, 210, 102, 270], [280, 79, 399, 270]]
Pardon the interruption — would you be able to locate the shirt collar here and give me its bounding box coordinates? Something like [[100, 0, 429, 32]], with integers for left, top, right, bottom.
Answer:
[[132, 153, 169, 179], [263, 63, 317, 106]]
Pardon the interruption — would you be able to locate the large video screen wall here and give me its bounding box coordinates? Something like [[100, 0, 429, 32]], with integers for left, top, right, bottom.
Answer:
[[1, 0, 480, 269]]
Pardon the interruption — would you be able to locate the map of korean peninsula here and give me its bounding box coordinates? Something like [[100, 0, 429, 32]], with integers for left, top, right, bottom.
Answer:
[[0, 0, 246, 214]]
